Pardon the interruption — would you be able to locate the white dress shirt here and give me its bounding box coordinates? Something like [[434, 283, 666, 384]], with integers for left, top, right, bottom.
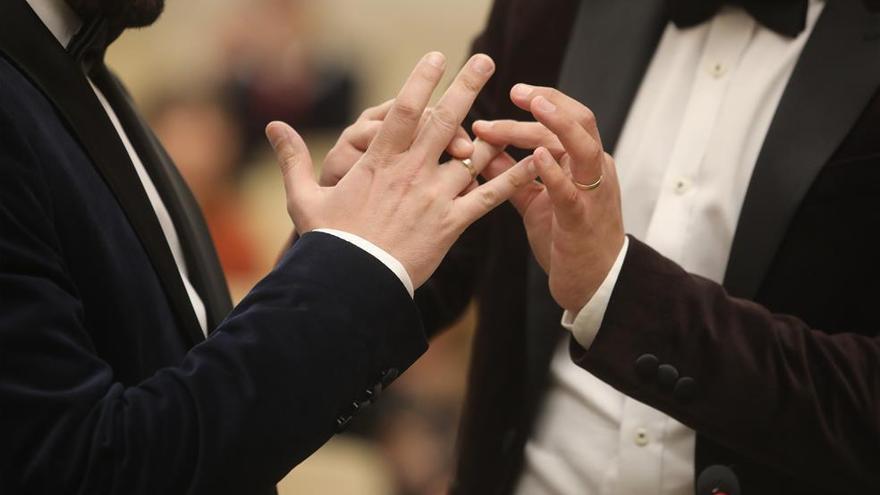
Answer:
[[516, 3, 825, 494], [25, 0, 414, 338]]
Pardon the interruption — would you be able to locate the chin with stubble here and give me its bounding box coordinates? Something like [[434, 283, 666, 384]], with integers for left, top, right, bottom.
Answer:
[[65, 0, 165, 28]]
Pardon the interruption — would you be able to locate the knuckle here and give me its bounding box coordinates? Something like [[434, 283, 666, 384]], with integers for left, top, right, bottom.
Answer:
[[393, 101, 423, 123], [428, 107, 459, 133], [581, 107, 597, 127], [505, 169, 525, 189], [588, 142, 605, 164], [459, 73, 483, 94], [563, 186, 580, 206], [280, 153, 298, 173], [603, 152, 615, 167], [478, 187, 499, 209]]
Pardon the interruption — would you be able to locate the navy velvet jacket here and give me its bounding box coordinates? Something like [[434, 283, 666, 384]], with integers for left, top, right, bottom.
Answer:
[[0, 1, 427, 493]]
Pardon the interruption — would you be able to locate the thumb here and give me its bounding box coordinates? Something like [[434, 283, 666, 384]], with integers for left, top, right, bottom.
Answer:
[[266, 121, 319, 215]]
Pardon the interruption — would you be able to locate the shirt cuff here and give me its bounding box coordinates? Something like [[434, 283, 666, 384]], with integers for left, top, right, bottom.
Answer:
[[314, 229, 414, 298], [560, 237, 630, 349]]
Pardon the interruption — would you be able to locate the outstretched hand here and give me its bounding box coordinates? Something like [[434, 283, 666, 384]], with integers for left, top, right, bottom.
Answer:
[[477, 84, 625, 313], [266, 53, 538, 288]]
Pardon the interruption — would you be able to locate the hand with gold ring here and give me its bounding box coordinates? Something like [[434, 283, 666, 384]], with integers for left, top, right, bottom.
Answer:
[[267, 53, 537, 288], [476, 84, 625, 313]]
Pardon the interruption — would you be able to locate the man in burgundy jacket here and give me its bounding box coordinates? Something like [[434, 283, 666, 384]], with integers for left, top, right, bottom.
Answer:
[[414, 0, 880, 493]]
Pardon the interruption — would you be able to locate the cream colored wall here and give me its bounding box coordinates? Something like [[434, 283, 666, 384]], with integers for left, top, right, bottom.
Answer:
[[107, 0, 494, 108]]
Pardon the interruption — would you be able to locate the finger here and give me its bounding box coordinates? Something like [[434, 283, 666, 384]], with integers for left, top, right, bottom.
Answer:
[[480, 152, 545, 215], [371, 52, 448, 156], [359, 99, 395, 121], [532, 146, 584, 229], [453, 155, 539, 229], [530, 95, 605, 188], [319, 146, 361, 186], [343, 120, 383, 152], [266, 121, 319, 215], [447, 126, 475, 159], [509, 84, 601, 143], [438, 138, 502, 195], [412, 54, 496, 160], [415, 110, 474, 159], [472, 120, 564, 157]]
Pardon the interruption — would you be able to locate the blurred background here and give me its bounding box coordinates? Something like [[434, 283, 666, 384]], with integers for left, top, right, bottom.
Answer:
[[107, 0, 493, 493]]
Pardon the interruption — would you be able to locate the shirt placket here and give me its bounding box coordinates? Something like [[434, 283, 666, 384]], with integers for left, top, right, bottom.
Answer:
[[615, 11, 755, 495]]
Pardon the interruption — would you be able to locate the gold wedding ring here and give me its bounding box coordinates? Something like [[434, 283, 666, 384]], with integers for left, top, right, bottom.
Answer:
[[573, 174, 604, 191], [460, 158, 477, 180]]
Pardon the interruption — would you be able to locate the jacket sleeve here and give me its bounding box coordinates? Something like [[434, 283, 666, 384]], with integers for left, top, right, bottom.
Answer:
[[570, 236, 880, 491], [0, 114, 427, 494]]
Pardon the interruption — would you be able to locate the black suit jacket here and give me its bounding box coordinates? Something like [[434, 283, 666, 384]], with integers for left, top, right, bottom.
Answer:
[[0, 2, 427, 493], [415, 0, 880, 493]]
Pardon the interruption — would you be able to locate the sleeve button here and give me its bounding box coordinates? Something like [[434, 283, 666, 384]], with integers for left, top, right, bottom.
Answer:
[[657, 364, 679, 391], [673, 376, 697, 402], [335, 415, 353, 432], [380, 368, 399, 386], [635, 354, 660, 381]]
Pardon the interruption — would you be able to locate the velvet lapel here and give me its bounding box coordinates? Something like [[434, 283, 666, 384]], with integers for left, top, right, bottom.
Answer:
[[724, 0, 880, 299], [522, 0, 669, 411], [0, 0, 206, 346]]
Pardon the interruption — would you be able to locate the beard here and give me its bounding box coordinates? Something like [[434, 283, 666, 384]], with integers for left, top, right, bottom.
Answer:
[[65, 0, 165, 28]]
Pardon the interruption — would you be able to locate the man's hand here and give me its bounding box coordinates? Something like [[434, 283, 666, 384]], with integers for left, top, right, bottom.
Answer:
[[477, 84, 625, 313], [320, 99, 475, 187], [266, 53, 537, 288]]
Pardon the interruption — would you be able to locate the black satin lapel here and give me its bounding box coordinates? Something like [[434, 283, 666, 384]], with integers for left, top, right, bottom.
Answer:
[[557, 0, 668, 153], [723, 1, 880, 299], [0, 0, 205, 346], [91, 66, 233, 331]]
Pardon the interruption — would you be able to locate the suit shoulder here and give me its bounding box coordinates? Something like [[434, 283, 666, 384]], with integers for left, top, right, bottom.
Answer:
[[0, 54, 64, 135]]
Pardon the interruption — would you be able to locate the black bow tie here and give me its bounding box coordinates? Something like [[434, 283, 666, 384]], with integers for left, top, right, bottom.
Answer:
[[668, 0, 810, 38]]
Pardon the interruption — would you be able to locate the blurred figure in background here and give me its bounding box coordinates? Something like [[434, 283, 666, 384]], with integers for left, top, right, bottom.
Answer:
[[219, 0, 356, 158], [148, 90, 260, 298]]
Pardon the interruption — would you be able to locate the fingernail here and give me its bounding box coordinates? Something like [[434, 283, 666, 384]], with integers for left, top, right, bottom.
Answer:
[[473, 120, 494, 131], [266, 123, 285, 149], [471, 54, 495, 74], [534, 147, 548, 165], [535, 96, 556, 113], [526, 157, 537, 175], [512, 83, 534, 98], [425, 51, 446, 68]]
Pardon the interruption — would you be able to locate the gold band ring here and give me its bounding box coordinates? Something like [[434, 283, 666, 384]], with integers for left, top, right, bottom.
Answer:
[[573, 174, 603, 191], [459, 158, 477, 180]]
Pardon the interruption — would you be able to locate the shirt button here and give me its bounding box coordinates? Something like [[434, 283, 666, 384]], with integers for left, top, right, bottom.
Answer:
[[674, 177, 693, 195], [634, 427, 650, 447], [708, 62, 727, 78]]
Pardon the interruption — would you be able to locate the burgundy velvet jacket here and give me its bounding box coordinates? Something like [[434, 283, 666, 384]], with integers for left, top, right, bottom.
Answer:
[[414, 0, 880, 493]]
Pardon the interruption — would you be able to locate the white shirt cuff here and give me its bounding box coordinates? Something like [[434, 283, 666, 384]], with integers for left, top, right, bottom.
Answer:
[[314, 229, 415, 299], [561, 237, 630, 349]]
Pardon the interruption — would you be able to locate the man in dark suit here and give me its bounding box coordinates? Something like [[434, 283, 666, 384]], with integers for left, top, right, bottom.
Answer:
[[0, 0, 536, 493], [412, 0, 880, 493]]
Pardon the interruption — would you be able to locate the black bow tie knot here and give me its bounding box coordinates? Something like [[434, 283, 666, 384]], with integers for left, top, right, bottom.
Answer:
[[668, 0, 810, 38]]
